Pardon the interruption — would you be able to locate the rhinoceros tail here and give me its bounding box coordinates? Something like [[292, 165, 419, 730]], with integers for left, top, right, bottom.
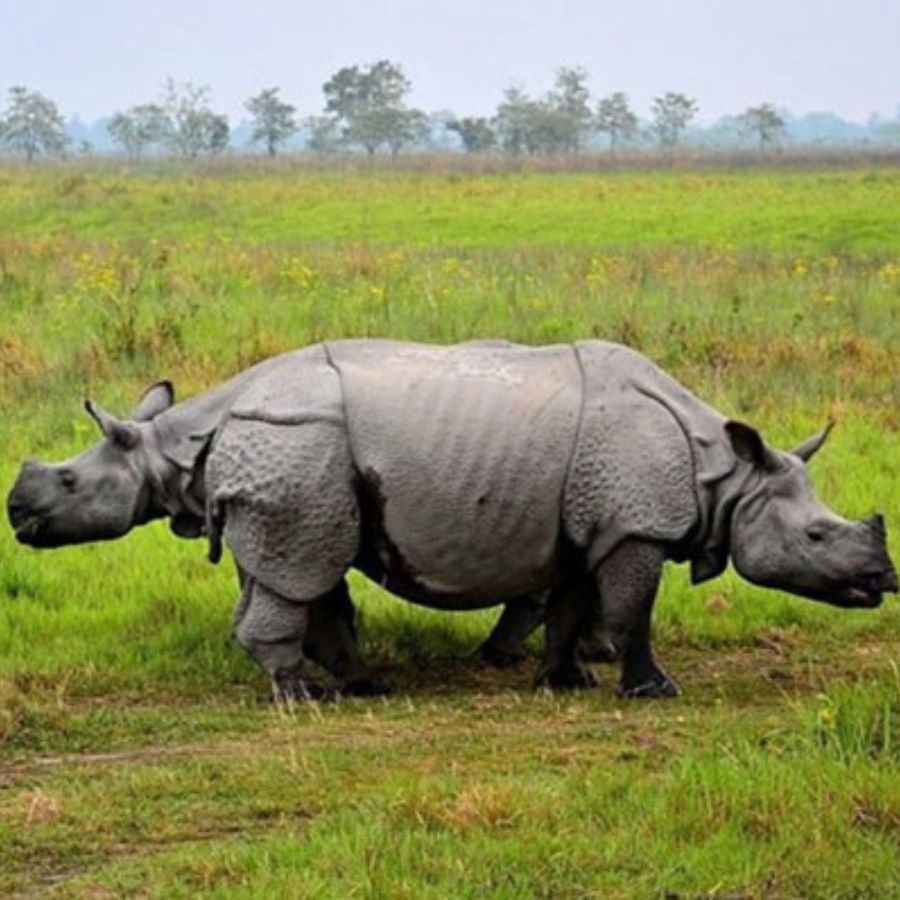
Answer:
[[207, 497, 225, 564]]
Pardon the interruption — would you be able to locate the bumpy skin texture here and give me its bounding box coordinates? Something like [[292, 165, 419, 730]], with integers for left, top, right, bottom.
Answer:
[[564, 342, 697, 568], [206, 349, 359, 603]]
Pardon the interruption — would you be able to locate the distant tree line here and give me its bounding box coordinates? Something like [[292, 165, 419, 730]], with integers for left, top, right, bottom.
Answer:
[[0, 60, 879, 161]]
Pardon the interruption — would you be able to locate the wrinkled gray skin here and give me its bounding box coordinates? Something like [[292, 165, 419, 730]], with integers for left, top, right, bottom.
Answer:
[[8, 340, 898, 700]]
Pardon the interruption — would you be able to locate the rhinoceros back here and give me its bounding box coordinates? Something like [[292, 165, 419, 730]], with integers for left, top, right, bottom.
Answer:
[[328, 340, 581, 605]]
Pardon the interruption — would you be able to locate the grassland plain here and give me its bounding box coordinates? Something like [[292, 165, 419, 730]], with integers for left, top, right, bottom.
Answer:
[[0, 163, 898, 898]]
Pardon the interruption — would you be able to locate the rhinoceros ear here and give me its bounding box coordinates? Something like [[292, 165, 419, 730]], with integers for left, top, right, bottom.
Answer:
[[791, 421, 834, 464], [85, 400, 140, 449], [724, 421, 781, 472], [134, 381, 175, 422]]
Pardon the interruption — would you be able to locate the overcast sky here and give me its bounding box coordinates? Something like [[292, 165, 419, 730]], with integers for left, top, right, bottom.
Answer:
[[2, 0, 898, 124]]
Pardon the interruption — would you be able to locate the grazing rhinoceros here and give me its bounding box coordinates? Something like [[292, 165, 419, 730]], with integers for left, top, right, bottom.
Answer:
[[7, 340, 897, 699]]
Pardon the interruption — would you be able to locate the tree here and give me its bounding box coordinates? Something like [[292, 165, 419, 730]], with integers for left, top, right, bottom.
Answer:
[[595, 92, 638, 150], [0, 86, 69, 161], [384, 108, 428, 157], [322, 60, 423, 155], [495, 76, 593, 157], [107, 103, 167, 158], [245, 87, 297, 156], [522, 102, 577, 154], [650, 92, 699, 147], [547, 66, 593, 152], [160, 79, 229, 158], [737, 103, 785, 149], [494, 86, 535, 155], [447, 117, 496, 153], [305, 116, 342, 154]]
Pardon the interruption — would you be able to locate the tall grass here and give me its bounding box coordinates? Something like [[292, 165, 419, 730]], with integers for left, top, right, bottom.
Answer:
[[0, 165, 898, 897]]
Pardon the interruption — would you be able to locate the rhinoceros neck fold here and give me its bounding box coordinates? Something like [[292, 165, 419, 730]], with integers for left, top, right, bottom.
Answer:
[[131, 420, 203, 535], [688, 462, 760, 583], [140, 367, 271, 534]]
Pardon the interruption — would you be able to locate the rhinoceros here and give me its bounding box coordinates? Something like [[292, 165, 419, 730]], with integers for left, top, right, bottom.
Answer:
[[7, 339, 897, 699]]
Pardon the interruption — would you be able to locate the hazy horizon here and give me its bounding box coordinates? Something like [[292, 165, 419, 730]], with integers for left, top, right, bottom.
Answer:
[[2, 0, 899, 125]]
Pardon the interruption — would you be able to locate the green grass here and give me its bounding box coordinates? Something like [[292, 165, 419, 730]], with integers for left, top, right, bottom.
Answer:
[[2, 167, 900, 251], [0, 162, 898, 897]]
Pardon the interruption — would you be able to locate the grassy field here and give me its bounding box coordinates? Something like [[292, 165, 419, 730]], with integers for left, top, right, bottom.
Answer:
[[0, 164, 898, 898]]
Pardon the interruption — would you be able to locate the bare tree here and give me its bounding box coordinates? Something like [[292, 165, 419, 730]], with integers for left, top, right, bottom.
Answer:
[[651, 92, 699, 147], [737, 103, 786, 149], [0, 86, 69, 161], [595, 92, 638, 150], [246, 87, 297, 156], [108, 104, 167, 158]]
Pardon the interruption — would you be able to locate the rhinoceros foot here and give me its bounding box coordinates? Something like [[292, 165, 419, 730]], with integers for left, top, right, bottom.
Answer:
[[535, 662, 599, 691], [270, 670, 337, 704], [617, 673, 680, 700]]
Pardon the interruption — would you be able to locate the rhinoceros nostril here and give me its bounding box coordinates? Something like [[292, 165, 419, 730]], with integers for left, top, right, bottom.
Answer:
[[7, 500, 32, 530]]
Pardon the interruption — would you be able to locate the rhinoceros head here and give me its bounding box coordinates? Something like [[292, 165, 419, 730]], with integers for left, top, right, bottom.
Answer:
[[7, 383, 175, 548], [726, 421, 897, 608]]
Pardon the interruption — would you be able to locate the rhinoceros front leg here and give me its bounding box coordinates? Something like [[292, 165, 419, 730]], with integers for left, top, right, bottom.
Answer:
[[594, 539, 679, 699], [304, 580, 390, 697], [535, 580, 599, 689], [476, 593, 547, 667], [233, 575, 328, 702]]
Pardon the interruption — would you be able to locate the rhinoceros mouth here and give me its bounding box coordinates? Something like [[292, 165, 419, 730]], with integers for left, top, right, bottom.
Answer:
[[787, 575, 892, 609], [838, 586, 884, 609], [833, 571, 897, 609], [14, 515, 45, 546]]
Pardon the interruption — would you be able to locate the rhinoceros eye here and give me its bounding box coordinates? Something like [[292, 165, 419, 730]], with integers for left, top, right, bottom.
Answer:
[[59, 469, 77, 492], [806, 526, 826, 543]]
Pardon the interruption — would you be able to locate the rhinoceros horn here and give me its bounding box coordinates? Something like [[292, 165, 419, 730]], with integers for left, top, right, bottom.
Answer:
[[791, 421, 834, 463]]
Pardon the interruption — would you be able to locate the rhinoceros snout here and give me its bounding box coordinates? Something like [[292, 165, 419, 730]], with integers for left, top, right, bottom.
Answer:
[[7, 498, 31, 530], [7, 461, 47, 530]]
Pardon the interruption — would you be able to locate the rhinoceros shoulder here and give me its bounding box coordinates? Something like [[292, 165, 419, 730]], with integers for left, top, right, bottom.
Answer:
[[563, 341, 705, 566]]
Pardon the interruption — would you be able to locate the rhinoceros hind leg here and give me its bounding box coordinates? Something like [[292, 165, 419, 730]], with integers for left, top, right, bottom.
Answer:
[[234, 575, 327, 702], [593, 539, 678, 700], [476, 593, 546, 667], [535, 580, 598, 690], [304, 581, 391, 697]]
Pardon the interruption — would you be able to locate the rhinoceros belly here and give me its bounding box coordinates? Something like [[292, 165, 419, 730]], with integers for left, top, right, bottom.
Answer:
[[327, 340, 582, 606]]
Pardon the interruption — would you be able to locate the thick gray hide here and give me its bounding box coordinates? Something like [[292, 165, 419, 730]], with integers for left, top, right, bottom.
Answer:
[[328, 340, 581, 606], [204, 339, 741, 611], [206, 347, 359, 601]]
